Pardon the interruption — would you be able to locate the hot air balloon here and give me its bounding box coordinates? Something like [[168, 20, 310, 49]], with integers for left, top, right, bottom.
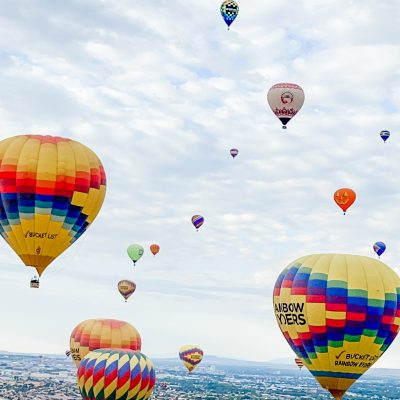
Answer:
[[118, 279, 136, 302], [127, 244, 144, 265], [373, 242, 386, 258], [333, 188, 356, 214], [69, 319, 141, 368], [77, 349, 156, 400], [230, 148, 239, 158], [179, 345, 204, 373], [220, 0, 239, 30], [273, 253, 400, 400], [267, 83, 304, 129], [191, 215, 204, 231], [150, 243, 160, 256], [380, 130, 390, 142], [0, 134, 106, 287], [295, 357, 304, 370]]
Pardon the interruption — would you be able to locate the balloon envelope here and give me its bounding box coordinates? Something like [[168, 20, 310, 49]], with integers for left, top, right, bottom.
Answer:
[[220, 0, 239, 28], [267, 83, 304, 128], [333, 188, 356, 214], [230, 148, 239, 158], [69, 319, 141, 368], [127, 244, 144, 264], [179, 345, 204, 373], [373, 242, 386, 257], [78, 349, 155, 400], [274, 254, 400, 400], [380, 130, 390, 142], [118, 279, 136, 301], [191, 215, 204, 230], [0, 134, 106, 277], [295, 357, 304, 369], [150, 243, 160, 256]]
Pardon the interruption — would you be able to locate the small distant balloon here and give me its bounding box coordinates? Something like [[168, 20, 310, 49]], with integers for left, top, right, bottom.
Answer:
[[150, 244, 160, 256], [295, 358, 304, 370], [230, 148, 239, 158], [267, 83, 304, 129], [127, 244, 144, 265], [373, 242, 386, 258], [220, 0, 239, 30], [179, 345, 204, 373], [118, 279, 136, 302], [380, 130, 390, 142], [333, 188, 356, 214], [191, 215, 204, 231]]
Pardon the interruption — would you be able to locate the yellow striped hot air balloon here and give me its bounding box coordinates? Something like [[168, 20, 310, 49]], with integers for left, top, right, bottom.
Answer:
[[0, 134, 106, 286], [118, 280, 136, 302], [179, 345, 203, 373], [273, 254, 400, 400], [77, 349, 156, 400], [69, 319, 141, 368]]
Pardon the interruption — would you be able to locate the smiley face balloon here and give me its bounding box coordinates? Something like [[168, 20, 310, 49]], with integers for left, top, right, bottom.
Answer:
[[273, 254, 400, 400], [333, 188, 356, 214]]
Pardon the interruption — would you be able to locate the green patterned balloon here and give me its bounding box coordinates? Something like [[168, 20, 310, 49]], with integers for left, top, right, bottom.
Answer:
[[127, 244, 144, 265]]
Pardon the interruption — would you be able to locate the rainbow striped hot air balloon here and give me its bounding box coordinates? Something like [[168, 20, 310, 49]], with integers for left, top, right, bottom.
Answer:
[[77, 349, 156, 400], [0, 134, 106, 286], [191, 215, 204, 231], [273, 254, 400, 400], [179, 345, 204, 373], [69, 319, 141, 368]]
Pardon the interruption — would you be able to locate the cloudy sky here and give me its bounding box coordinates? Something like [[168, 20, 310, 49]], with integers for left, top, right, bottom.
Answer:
[[0, 0, 400, 369]]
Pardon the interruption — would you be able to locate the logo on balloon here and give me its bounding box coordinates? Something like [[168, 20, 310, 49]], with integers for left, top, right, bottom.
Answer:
[[281, 91, 294, 104]]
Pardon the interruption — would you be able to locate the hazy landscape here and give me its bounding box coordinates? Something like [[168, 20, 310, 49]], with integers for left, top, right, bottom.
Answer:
[[1, 352, 400, 399]]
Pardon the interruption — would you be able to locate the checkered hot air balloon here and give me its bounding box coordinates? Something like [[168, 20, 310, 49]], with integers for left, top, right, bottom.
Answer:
[[179, 345, 204, 373], [0, 134, 106, 286], [69, 319, 142, 368], [220, 0, 239, 29], [77, 349, 156, 400], [273, 254, 400, 400], [191, 215, 204, 231]]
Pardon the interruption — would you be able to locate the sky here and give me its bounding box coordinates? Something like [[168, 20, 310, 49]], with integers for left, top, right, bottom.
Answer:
[[0, 0, 400, 369]]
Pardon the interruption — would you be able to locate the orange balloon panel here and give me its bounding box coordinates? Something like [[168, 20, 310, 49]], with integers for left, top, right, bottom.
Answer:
[[69, 319, 142, 368], [0, 134, 106, 276], [334, 188, 356, 214]]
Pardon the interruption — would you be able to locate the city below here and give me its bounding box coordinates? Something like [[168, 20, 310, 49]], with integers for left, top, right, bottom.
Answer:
[[0, 352, 400, 399]]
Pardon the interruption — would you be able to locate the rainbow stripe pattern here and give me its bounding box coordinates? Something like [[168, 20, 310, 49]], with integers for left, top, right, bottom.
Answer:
[[77, 349, 155, 399], [0, 134, 106, 276], [70, 319, 142, 368], [273, 254, 400, 399]]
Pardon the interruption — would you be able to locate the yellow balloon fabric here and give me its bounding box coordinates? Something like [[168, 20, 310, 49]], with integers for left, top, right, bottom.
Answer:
[[179, 345, 203, 373], [0, 134, 106, 276], [273, 254, 400, 400], [69, 319, 142, 368]]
